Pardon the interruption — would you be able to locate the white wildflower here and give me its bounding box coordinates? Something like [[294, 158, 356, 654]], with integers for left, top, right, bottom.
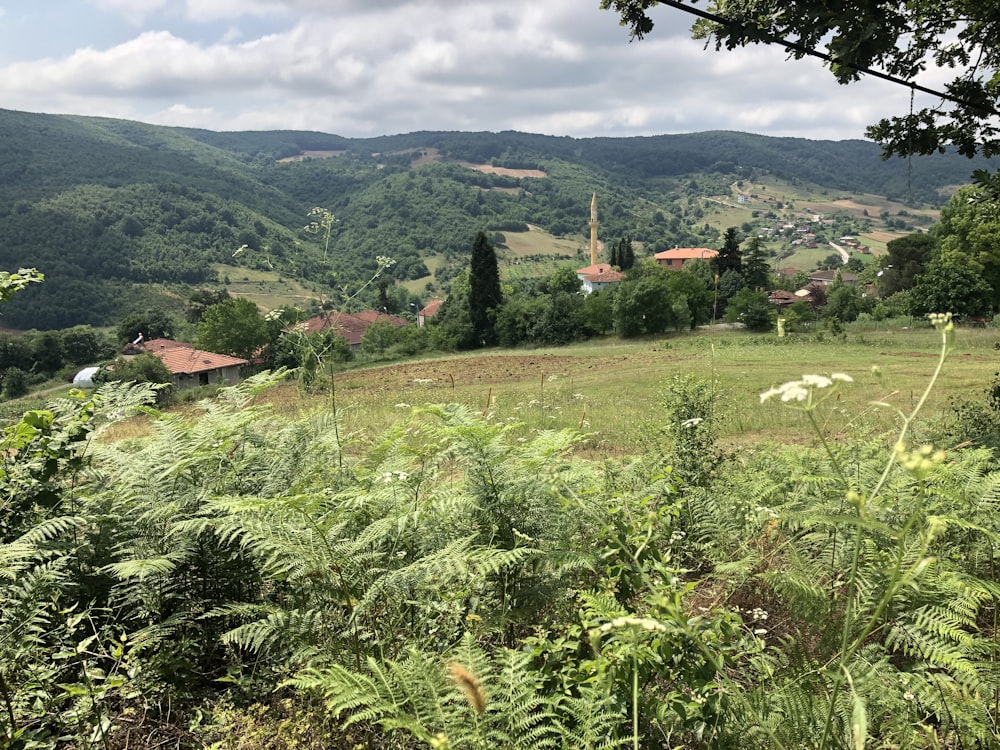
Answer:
[[801, 374, 832, 388]]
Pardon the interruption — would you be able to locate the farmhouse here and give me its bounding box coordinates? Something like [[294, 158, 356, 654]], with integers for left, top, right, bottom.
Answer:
[[808, 270, 859, 286], [142, 339, 248, 387], [654, 247, 718, 270], [417, 300, 443, 328], [297, 309, 410, 349], [575, 263, 624, 294]]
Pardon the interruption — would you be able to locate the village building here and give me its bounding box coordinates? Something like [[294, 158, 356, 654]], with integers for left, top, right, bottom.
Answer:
[[417, 300, 443, 328], [296, 310, 410, 350], [575, 263, 625, 294], [807, 270, 859, 286], [141, 339, 248, 387], [653, 247, 718, 270], [574, 192, 625, 294]]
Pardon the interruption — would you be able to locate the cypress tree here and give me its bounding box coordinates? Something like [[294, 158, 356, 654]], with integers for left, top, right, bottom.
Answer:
[[468, 231, 503, 346], [621, 236, 636, 270]]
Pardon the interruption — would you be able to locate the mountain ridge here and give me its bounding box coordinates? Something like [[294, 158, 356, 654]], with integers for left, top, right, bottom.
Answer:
[[0, 109, 992, 329]]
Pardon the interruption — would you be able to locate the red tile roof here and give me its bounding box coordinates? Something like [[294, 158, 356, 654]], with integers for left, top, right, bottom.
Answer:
[[419, 299, 444, 318], [296, 310, 410, 346], [145, 340, 248, 375], [576, 263, 615, 276], [582, 268, 625, 283], [654, 247, 718, 261]]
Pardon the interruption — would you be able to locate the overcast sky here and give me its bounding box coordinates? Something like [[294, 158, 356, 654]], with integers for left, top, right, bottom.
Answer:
[[0, 0, 944, 141]]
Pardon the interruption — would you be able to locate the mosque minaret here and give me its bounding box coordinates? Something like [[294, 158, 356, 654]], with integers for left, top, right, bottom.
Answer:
[[589, 192, 599, 266]]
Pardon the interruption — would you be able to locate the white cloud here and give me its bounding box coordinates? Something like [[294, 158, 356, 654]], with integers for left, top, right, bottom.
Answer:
[[1, 0, 924, 140]]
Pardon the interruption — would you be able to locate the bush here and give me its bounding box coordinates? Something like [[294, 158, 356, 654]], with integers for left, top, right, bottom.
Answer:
[[1, 366, 29, 399]]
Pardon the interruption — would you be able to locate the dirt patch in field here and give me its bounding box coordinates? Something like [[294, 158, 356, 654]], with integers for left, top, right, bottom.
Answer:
[[457, 162, 548, 179], [337, 354, 589, 393], [863, 231, 903, 243], [276, 150, 346, 163]]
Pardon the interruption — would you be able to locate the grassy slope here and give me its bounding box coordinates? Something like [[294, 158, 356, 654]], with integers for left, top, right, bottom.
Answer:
[[249, 323, 992, 455]]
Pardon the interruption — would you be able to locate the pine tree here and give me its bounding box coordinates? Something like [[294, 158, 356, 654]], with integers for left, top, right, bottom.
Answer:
[[609, 240, 620, 268], [741, 236, 772, 290], [469, 231, 503, 346], [714, 227, 743, 277]]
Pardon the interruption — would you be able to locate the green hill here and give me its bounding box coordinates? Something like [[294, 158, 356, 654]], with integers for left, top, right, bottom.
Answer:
[[0, 109, 994, 329]]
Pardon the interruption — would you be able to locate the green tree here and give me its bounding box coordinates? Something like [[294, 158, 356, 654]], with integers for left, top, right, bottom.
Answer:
[[724, 288, 773, 330], [909, 259, 993, 319], [93, 353, 174, 403], [59, 325, 115, 366], [185, 288, 230, 324], [581, 290, 615, 335], [824, 282, 867, 323], [0, 268, 43, 304], [620, 235, 636, 270], [741, 236, 772, 290], [714, 227, 743, 277], [934, 186, 1000, 308], [198, 297, 269, 362], [881, 233, 938, 296], [468, 231, 503, 346], [546, 265, 583, 296], [117, 309, 176, 344], [666, 269, 712, 329], [1, 366, 29, 399], [614, 274, 675, 337]]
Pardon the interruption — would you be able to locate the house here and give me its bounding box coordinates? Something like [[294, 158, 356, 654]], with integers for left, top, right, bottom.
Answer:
[[296, 309, 410, 349], [653, 247, 718, 270], [808, 270, 859, 286], [575, 263, 624, 294], [141, 339, 248, 387], [767, 290, 798, 309], [417, 300, 444, 328]]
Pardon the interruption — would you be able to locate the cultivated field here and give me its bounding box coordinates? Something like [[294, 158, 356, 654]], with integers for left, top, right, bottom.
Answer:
[[261, 323, 999, 456]]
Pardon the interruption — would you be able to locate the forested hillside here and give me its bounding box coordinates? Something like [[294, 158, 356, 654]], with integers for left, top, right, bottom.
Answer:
[[1, 108, 994, 329]]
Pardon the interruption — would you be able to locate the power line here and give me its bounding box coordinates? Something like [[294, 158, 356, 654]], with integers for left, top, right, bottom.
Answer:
[[657, 0, 1000, 118]]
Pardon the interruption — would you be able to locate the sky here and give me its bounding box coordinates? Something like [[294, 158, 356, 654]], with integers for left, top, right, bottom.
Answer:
[[0, 0, 946, 142]]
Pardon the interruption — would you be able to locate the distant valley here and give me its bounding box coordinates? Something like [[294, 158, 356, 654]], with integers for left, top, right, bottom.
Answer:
[[0, 108, 993, 330]]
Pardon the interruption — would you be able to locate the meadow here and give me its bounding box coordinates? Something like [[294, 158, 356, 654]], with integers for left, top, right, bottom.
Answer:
[[259, 322, 1000, 454], [8, 317, 1000, 749]]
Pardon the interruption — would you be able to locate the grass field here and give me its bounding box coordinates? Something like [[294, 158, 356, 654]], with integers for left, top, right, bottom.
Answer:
[[252, 322, 998, 457], [211, 263, 325, 311]]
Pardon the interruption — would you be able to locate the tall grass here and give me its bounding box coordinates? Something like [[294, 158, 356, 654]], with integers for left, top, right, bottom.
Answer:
[[281, 325, 995, 452]]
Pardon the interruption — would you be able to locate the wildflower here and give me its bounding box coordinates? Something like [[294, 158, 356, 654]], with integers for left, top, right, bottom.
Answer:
[[927, 312, 953, 331], [680, 417, 704, 428], [760, 372, 853, 408], [599, 616, 667, 633]]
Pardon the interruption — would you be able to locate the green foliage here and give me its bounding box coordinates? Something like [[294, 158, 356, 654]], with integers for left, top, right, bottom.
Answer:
[[94, 353, 174, 404], [1, 109, 991, 330], [469, 232, 503, 346], [117, 309, 176, 344], [714, 227, 743, 277], [909, 259, 993, 318], [614, 262, 675, 337], [1, 367, 29, 399], [881, 233, 937, 295], [0, 268, 43, 304], [5, 311, 1000, 748], [198, 297, 269, 361], [724, 288, 774, 331]]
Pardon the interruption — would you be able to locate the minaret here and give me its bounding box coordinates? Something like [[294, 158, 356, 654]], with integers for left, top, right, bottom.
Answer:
[[589, 192, 599, 266]]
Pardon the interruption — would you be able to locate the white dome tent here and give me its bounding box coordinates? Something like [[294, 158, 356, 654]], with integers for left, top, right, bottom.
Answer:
[[72, 366, 100, 389]]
